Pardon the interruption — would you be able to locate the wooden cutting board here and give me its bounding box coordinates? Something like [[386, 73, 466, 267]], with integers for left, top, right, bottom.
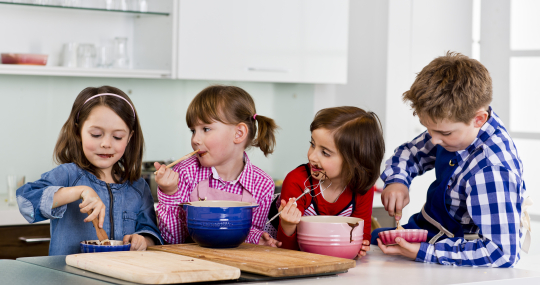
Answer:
[[149, 243, 356, 277], [66, 251, 240, 284]]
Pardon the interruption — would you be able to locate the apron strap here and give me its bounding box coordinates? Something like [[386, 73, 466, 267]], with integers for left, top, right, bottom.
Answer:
[[421, 204, 455, 244]]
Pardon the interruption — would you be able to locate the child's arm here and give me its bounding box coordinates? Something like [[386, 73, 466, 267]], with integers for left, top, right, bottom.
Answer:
[[16, 164, 104, 224], [245, 180, 274, 245], [415, 166, 523, 267], [276, 172, 307, 250], [381, 131, 438, 219], [155, 162, 191, 244], [351, 186, 375, 258]]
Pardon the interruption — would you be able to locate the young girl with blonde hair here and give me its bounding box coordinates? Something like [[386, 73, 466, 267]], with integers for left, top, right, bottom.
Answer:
[[155, 85, 280, 246]]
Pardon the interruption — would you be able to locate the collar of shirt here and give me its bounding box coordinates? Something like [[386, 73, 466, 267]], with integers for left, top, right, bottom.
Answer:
[[208, 152, 255, 194], [456, 106, 502, 163]]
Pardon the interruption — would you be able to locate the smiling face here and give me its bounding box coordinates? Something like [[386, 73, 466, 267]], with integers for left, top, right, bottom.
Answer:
[[307, 128, 343, 184], [190, 120, 239, 168], [80, 105, 132, 178], [419, 110, 488, 152]]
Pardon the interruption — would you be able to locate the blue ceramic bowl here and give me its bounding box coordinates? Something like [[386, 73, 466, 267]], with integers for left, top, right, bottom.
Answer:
[[80, 240, 131, 253], [183, 201, 259, 248]]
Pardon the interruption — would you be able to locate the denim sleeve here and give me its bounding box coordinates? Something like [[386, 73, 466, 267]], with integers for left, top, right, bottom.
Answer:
[[381, 131, 438, 188], [134, 181, 164, 245], [16, 165, 71, 223]]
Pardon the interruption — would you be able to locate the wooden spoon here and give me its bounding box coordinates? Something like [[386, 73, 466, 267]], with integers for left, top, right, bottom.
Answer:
[[88, 209, 109, 244], [153, 149, 200, 175]]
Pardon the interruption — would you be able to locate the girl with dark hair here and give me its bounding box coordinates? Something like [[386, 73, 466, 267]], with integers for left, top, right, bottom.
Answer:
[[16, 86, 163, 255], [272, 106, 385, 258], [155, 85, 280, 247]]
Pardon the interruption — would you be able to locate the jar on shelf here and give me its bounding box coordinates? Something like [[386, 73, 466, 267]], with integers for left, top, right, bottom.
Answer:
[[113, 37, 130, 68]]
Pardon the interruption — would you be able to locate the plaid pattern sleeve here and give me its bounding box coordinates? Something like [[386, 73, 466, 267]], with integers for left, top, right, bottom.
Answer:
[[381, 130, 438, 188], [416, 166, 523, 267], [156, 157, 201, 244], [243, 164, 275, 244]]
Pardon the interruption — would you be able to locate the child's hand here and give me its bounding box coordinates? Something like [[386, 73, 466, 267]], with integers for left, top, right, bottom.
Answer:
[[154, 162, 179, 195], [278, 198, 302, 236], [79, 187, 106, 228], [259, 232, 282, 248], [356, 240, 370, 259], [377, 237, 420, 260], [123, 234, 154, 251], [381, 183, 409, 221]]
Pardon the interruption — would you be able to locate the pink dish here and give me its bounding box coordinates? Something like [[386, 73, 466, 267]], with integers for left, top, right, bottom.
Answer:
[[1, 53, 48, 65], [297, 215, 364, 259], [378, 229, 428, 245]]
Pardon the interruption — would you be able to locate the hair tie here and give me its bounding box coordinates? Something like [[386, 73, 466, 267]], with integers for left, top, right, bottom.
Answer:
[[77, 93, 135, 122], [253, 114, 257, 120]]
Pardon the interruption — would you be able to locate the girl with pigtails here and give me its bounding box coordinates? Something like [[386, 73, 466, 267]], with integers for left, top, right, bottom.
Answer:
[[155, 85, 281, 247]]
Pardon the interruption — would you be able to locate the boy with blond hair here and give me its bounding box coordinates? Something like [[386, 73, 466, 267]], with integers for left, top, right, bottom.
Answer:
[[373, 52, 532, 267]]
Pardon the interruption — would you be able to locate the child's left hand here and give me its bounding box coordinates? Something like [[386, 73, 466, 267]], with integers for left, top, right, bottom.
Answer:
[[356, 240, 370, 258], [377, 237, 421, 260], [258, 232, 282, 248], [123, 234, 154, 251]]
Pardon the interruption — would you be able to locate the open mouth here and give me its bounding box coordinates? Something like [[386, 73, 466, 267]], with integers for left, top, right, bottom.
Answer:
[[198, 151, 208, 157], [310, 163, 323, 173], [98, 154, 114, 158]]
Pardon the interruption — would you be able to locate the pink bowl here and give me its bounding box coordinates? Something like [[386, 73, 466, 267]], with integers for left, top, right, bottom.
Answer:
[[378, 229, 428, 245], [1, 53, 48, 65], [297, 215, 364, 259]]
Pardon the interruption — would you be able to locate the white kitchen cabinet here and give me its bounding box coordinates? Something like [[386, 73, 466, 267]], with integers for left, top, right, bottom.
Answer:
[[177, 0, 349, 84], [0, 1, 176, 79]]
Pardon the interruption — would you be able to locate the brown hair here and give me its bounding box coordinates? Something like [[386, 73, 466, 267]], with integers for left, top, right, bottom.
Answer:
[[186, 85, 278, 156], [403, 51, 492, 123], [310, 107, 385, 195], [54, 86, 144, 184]]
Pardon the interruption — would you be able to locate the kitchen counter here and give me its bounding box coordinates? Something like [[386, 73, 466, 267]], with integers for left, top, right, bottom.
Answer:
[[2, 247, 540, 285]]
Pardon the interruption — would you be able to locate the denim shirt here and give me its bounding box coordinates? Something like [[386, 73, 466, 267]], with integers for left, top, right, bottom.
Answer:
[[16, 163, 164, 255]]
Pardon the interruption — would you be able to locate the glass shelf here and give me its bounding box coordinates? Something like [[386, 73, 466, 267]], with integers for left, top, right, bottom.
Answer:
[[0, 1, 169, 16]]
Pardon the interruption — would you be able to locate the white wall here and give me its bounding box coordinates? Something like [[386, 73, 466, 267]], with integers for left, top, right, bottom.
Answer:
[[0, 75, 314, 193], [385, 0, 473, 222]]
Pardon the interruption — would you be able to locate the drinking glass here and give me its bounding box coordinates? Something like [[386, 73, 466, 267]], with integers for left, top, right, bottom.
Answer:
[[96, 44, 113, 68], [77, 44, 96, 68], [62, 42, 78, 67], [113, 37, 130, 68], [7, 175, 25, 206]]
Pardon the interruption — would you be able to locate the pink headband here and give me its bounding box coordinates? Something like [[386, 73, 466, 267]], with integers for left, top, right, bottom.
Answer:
[[77, 93, 135, 121], [253, 114, 257, 120]]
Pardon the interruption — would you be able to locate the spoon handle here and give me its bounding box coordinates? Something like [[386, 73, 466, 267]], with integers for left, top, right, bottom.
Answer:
[[89, 209, 109, 241], [265, 190, 309, 225]]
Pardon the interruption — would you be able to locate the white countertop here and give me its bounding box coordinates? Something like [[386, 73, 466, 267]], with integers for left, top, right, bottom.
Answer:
[[242, 247, 540, 285]]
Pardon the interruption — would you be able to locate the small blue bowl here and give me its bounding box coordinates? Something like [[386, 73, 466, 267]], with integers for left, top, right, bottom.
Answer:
[[80, 240, 131, 253], [183, 201, 258, 248]]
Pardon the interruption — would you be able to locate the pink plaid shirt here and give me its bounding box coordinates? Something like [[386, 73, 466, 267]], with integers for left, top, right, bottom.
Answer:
[[156, 152, 275, 244]]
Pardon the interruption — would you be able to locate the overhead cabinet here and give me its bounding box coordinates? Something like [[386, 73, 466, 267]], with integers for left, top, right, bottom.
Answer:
[[0, 0, 349, 84], [177, 0, 349, 84]]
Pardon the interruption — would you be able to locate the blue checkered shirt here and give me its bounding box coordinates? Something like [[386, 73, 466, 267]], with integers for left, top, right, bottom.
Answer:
[[381, 109, 527, 267]]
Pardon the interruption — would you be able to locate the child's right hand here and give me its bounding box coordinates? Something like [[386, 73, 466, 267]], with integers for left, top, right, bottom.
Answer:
[[79, 187, 106, 228], [154, 162, 179, 195], [278, 198, 302, 236], [381, 183, 410, 221]]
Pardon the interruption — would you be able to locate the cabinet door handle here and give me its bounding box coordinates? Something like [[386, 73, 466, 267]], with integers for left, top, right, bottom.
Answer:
[[247, 67, 289, 73], [19, 237, 51, 243]]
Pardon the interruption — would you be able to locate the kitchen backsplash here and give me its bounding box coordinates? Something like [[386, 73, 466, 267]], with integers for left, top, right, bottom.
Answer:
[[0, 74, 315, 193]]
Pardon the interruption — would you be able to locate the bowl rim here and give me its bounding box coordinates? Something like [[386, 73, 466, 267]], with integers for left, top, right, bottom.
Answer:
[[80, 240, 130, 246], [300, 215, 363, 224], [378, 229, 428, 235], [185, 200, 258, 208]]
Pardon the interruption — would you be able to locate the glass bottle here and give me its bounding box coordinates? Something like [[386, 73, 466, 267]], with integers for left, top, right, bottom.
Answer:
[[113, 37, 130, 68]]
